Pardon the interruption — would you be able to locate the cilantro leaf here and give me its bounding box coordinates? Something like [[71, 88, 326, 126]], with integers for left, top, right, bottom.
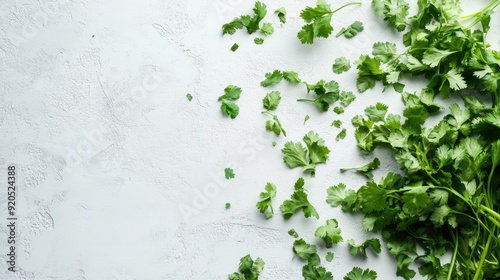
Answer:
[[221, 101, 240, 118], [225, 203, 231, 209], [348, 238, 381, 257], [299, 80, 341, 112], [262, 91, 281, 110], [336, 128, 347, 140], [333, 106, 345, 114], [315, 218, 343, 248], [228, 254, 265, 280], [275, 7, 286, 23], [280, 178, 319, 219], [343, 267, 378, 280], [340, 91, 356, 107], [365, 102, 388, 122], [282, 132, 330, 175], [333, 57, 351, 74], [336, 21, 364, 38], [293, 239, 320, 266], [288, 229, 299, 238], [186, 93, 193, 101], [298, 1, 361, 44], [303, 263, 333, 280], [283, 71, 301, 83], [325, 252, 334, 262], [304, 115, 310, 125], [261, 70, 283, 87], [254, 38, 264, 44], [372, 0, 409, 32], [222, 2, 267, 35], [219, 85, 242, 101], [256, 182, 277, 218], [260, 22, 274, 36], [332, 120, 342, 128], [340, 158, 380, 180], [225, 168, 235, 179], [372, 42, 397, 63], [265, 114, 287, 136], [326, 183, 357, 211]]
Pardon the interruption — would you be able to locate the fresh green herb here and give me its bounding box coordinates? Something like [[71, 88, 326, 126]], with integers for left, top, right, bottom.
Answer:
[[186, 93, 193, 101], [293, 238, 320, 266], [340, 158, 380, 180], [218, 85, 242, 119], [225, 203, 231, 209], [333, 106, 344, 114], [288, 229, 299, 238], [326, 183, 357, 212], [254, 37, 264, 44], [332, 57, 351, 74], [262, 91, 281, 110], [332, 120, 342, 128], [275, 7, 286, 23], [262, 91, 286, 136], [283, 71, 301, 83], [336, 128, 347, 140], [225, 168, 235, 179], [315, 219, 343, 248], [298, 1, 362, 44], [303, 263, 333, 280], [260, 22, 274, 36], [261, 70, 282, 87], [304, 115, 310, 125], [280, 178, 319, 219], [343, 267, 378, 280], [256, 182, 277, 218], [281, 131, 330, 176], [222, 1, 268, 35], [336, 21, 364, 38], [372, 0, 409, 32], [298, 80, 340, 112], [272, 141, 277, 147], [228, 254, 265, 280], [340, 91, 356, 107], [348, 238, 381, 257], [231, 43, 239, 52], [325, 252, 334, 262]]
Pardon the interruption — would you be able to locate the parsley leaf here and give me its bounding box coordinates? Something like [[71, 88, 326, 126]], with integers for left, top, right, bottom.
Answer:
[[283, 71, 301, 83], [315, 219, 343, 248], [340, 91, 356, 107], [219, 85, 242, 101], [221, 101, 240, 118], [222, 1, 267, 35], [303, 263, 333, 280], [372, 42, 396, 63], [293, 238, 321, 266], [280, 178, 319, 219], [260, 22, 274, 36], [336, 21, 364, 38], [325, 252, 334, 262], [333, 57, 351, 74], [256, 182, 277, 218]]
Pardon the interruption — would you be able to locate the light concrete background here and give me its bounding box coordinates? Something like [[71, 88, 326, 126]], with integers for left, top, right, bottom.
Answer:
[[0, 0, 498, 279]]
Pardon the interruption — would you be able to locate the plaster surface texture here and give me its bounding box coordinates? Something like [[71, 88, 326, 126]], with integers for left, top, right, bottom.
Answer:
[[0, 0, 498, 279]]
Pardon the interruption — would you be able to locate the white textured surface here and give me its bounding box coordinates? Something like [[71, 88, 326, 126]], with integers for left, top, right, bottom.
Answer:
[[0, 0, 498, 279]]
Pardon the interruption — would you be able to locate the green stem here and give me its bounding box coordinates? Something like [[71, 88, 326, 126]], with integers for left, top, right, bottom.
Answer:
[[331, 2, 362, 15], [481, 205, 500, 221], [447, 231, 459, 280], [461, 0, 500, 19], [472, 233, 493, 280], [297, 98, 315, 103]]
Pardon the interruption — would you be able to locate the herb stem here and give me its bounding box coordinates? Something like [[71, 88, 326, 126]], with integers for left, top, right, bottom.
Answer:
[[460, 0, 500, 19], [480, 205, 500, 222], [331, 2, 362, 15], [447, 231, 459, 280], [472, 232, 493, 280], [296, 99, 315, 103]]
